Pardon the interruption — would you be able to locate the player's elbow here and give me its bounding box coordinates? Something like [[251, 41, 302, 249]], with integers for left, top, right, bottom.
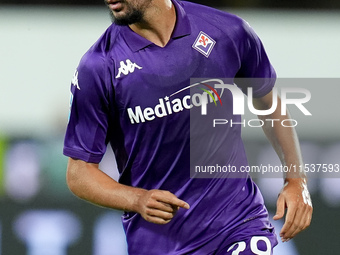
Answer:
[[66, 158, 83, 197]]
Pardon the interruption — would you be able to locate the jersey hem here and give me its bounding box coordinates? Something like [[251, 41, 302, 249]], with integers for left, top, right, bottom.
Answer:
[[63, 147, 103, 164]]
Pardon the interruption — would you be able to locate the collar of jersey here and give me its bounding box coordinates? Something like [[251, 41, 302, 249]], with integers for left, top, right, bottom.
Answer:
[[121, 0, 191, 52]]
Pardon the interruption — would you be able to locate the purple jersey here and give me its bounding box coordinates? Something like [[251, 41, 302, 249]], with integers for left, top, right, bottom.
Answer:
[[64, 1, 277, 254]]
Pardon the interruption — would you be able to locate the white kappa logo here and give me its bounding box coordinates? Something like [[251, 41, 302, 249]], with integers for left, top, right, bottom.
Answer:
[[116, 59, 142, 78], [71, 69, 80, 90]]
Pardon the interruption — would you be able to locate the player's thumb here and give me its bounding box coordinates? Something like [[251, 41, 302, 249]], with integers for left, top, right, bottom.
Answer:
[[273, 195, 285, 220]]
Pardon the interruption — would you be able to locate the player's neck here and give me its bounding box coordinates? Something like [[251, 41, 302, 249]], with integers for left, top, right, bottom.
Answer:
[[129, 0, 176, 48]]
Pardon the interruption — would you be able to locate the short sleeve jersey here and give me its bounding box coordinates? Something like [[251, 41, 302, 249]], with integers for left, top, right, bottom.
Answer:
[[64, 1, 277, 254]]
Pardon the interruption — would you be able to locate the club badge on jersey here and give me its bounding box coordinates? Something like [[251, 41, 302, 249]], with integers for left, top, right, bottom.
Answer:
[[192, 31, 216, 58]]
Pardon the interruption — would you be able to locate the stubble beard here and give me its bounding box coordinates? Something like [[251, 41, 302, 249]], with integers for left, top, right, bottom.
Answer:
[[109, 4, 144, 26]]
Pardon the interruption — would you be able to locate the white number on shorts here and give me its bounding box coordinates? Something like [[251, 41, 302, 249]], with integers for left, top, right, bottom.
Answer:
[[227, 236, 271, 255], [250, 236, 271, 255], [227, 241, 246, 255]]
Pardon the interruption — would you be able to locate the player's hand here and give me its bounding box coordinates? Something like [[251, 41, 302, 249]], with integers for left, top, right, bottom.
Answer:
[[273, 179, 313, 242], [136, 189, 190, 224]]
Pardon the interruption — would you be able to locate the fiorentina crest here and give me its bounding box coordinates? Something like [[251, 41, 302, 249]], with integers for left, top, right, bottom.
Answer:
[[192, 31, 216, 58]]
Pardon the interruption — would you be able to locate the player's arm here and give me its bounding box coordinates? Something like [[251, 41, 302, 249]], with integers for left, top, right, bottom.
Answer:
[[66, 158, 190, 224], [65, 55, 189, 224], [253, 90, 313, 242]]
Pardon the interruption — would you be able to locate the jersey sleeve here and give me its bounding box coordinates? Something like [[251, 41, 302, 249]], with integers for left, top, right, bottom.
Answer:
[[63, 52, 111, 163], [235, 19, 276, 97]]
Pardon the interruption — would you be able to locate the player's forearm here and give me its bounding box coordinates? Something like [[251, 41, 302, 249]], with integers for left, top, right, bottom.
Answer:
[[66, 158, 145, 212], [254, 93, 306, 181], [259, 113, 306, 181]]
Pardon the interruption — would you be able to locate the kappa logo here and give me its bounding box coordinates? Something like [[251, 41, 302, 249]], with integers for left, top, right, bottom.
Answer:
[[192, 31, 216, 58], [71, 69, 80, 90], [116, 59, 142, 78]]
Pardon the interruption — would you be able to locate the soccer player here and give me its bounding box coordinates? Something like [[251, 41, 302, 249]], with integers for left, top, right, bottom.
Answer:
[[63, 0, 313, 254]]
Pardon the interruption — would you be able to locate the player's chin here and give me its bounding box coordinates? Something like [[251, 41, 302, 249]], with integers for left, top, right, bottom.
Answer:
[[112, 13, 134, 26], [111, 10, 127, 20]]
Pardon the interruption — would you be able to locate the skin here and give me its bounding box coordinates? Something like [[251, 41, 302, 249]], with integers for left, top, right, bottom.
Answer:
[[253, 92, 313, 242], [106, 0, 176, 47], [67, 0, 312, 243], [67, 159, 189, 224]]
